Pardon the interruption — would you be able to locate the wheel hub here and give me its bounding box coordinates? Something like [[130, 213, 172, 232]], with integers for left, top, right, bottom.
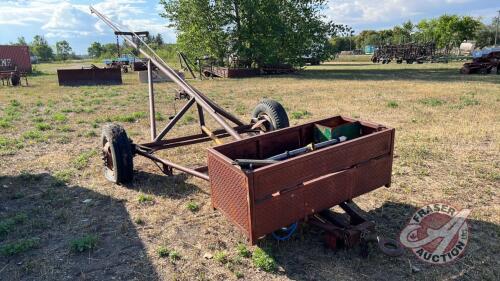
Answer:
[[102, 141, 114, 171]]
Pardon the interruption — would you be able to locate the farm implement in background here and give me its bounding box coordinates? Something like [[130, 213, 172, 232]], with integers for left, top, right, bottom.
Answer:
[[460, 47, 500, 75], [90, 6, 403, 256], [372, 42, 444, 64], [103, 31, 150, 73]]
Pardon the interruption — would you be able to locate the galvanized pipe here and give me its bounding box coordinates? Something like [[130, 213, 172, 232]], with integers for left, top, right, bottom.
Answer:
[[147, 59, 156, 140]]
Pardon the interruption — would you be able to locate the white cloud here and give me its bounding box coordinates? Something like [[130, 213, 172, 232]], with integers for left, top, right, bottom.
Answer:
[[42, 2, 96, 37], [0, 0, 60, 25], [0, 0, 174, 40], [324, 0, 497, 28]]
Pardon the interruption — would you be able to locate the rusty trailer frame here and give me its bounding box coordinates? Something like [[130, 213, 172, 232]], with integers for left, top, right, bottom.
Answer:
[[91, 6, 258, 181]]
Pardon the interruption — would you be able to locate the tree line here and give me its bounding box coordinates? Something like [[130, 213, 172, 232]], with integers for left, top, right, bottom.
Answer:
[[159, 0, 346, 67], [10, 36, 76, 62], [330, 15, 499, 54], [86, 33, 176, 60]]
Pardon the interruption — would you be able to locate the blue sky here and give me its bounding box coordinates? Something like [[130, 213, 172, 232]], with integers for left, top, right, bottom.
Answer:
[[0, 0, 499, 54]]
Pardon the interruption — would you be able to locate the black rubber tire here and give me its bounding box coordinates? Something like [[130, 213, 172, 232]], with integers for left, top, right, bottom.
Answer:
[[252, 99, 289, 131], [101, 124, 134, 184], [11, 75, 20, 86]]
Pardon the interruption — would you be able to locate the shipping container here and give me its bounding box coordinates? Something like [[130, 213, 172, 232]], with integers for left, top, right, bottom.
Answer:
[[0, 45, 32, 73]]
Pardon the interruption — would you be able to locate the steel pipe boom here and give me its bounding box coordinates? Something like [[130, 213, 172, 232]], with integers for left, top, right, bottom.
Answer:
[[89, 6, 243, 140]]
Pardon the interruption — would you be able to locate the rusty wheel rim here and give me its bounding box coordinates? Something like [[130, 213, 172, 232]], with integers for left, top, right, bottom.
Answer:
[[256, 113, 273, 132], [102, 139, 114, 174]]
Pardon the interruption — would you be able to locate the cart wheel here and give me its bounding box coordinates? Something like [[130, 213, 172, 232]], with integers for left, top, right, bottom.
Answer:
[[11, 74, 20, 86], [252, 99, 289, 132], [101, 124, 134, 184]]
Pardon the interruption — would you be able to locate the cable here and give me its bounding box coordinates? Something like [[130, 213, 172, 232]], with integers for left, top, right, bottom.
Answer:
[[271, 222, 298, 241]]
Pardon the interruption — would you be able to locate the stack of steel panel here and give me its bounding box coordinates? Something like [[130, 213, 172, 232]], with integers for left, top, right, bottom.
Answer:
[[57, 67, 122, 86]]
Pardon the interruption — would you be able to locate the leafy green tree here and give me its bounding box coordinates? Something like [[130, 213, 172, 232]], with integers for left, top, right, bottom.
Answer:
[[355, 30, 380, 48], [87, 42, 104, 58], [160, 0, 343, 66], [329, 37, 351, 54], [154, 33, 164, 46], [55, 40, 72, 61], [475, 17, 498, 48], [13, 37, 28, 46], [30, 35, 54, 61], [416, 15, 482, 48]]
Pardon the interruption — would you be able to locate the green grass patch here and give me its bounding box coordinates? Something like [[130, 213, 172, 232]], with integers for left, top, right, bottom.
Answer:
[[73, 150, 97, 169], [169, 250, 181, 261], [0, 213, 28, 236], [52, 112, 68, 122], [138, 194, 154, 203], [31, 116, 44, 123], [84, 130, 98, 138], [0, 142, 23, 156], [157, 246, 180, 261], [53, 169, 74, 184], [22, 130, 46, 142], [10, 100, 21, 107], [180, 114, 195, 125], [186, 201, 199, 212], [0, 118, 12, 128], [155, 112, 165, 121], [134, 217, 145, 225], [214, 251, 228, 264], [234, 271, 244, 279], [387, 101, 399, 108], [236, 243, 251, 258], [58, 125, 74, 132], [70, 234, 98, 253], [0, 238, 39, 256], [4, 104, 22, 120], [290, 110, 311, 119], [252, 248, 276, 272], [35, 122, 52, 131], [460, 94, 480, 107], [419, 98, 445, 107], [114, 112, 146, 123], [158, 246, 170, 257]]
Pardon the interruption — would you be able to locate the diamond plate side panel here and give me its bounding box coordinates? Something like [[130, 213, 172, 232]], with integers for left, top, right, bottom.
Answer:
[[207, 151, 251, 238]]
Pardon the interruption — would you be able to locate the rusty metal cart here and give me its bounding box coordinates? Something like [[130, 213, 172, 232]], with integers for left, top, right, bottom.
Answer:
[[91, 7, 402, 255]]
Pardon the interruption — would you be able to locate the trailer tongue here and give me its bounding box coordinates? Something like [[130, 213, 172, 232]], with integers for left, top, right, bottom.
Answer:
[[90, 6, 402, 256]]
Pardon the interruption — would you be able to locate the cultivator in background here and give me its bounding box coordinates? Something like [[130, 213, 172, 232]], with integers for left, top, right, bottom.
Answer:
[[460, 47, 500, 75], [91, 6, 403, 256], [372, 42, 441, 64]]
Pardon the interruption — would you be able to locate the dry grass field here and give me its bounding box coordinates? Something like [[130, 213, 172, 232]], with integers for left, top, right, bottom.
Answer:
[[0, 60, 499, 281]]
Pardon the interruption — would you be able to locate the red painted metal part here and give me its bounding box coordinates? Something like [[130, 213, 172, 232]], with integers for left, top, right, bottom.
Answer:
[[207, 116, 395, 244], [0, 45, 32, 73], [461, 50, 500, 75]]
